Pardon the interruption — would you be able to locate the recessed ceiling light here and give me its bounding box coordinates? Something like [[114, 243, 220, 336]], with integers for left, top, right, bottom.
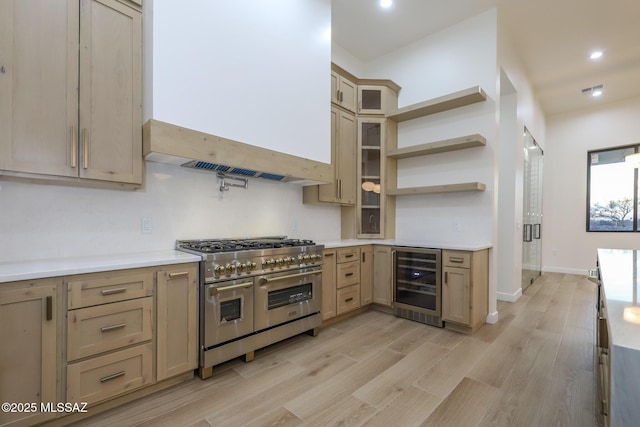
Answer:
[[590, 50, 604, 60], [379, 0, 393, 9], [592, 87, 603, 97]]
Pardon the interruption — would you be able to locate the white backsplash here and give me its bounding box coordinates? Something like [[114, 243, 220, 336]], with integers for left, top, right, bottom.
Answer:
[[0, 162, 341, 263]]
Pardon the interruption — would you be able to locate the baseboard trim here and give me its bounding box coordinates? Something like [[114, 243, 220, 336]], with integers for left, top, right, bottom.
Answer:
[[486, 311, 499, 324], [497, 288, 522, 302], [542, 266, 589, 276]]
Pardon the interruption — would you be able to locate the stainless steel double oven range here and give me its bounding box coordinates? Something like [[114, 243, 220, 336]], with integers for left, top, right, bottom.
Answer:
[[176, 237, 323, 379]]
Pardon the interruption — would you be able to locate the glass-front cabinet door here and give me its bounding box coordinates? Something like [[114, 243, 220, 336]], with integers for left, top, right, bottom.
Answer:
[[358, 85, 386, 115], [358, 118, 386, 237]]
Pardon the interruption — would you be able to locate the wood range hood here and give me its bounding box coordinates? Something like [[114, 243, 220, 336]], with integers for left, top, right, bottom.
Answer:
[[143, 119, 333, 185]]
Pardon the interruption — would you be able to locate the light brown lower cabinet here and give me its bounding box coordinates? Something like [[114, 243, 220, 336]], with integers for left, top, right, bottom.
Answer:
[[156, 265, 198, 381], [337, 284, 360, 315], [67, 297, 153, 361], [596, 276, 610, 426], [65, 268, 156, 405], [360, 246, 373, 305], [0, 261, 199, 426], [441, 249, 488, 334], [321, 245, 375, 323], [67, 343, 154, 405], [0, 278, 61, 427], [373, 245, 392, 306], [321, 249, 337, 320]]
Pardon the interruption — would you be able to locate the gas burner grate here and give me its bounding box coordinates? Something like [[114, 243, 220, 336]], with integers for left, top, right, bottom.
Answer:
[[178, 238, 316, 253]]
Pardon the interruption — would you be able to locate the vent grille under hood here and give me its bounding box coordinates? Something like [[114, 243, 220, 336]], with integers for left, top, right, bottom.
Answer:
[[143, 120, 332, 185], [181, 160, 288, 182]]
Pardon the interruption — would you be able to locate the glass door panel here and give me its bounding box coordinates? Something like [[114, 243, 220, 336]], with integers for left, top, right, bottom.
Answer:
[[358, 119, 385, 237], [522, 128, 544, 291]]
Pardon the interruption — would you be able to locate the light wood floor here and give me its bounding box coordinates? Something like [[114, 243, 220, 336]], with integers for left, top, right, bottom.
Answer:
[[70, 272, 602, 427]]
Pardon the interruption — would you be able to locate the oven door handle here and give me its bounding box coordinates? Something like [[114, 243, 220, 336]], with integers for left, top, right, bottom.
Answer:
[[259, 270, 322, 284], [209, 281, 253, 296]]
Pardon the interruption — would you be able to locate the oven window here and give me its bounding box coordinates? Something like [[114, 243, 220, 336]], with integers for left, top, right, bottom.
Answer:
[[268, 283, 313, 310], [220, 299, 242, 322]]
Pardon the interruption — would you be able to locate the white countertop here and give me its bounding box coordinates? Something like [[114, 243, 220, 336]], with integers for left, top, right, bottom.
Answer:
[[0, 250, 201, 283], [597, 248, 640, 352], [318, 239, 492, 251], [597, 248, 640, 426], [0, 241, 492, 284]]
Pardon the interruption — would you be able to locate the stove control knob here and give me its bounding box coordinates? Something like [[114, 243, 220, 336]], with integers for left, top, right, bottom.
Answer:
[[238, 263, 246, 272], [303, 255, 311, 262], [214, 265, 225, 275], [264, 259, 274, 267], [225, 263, 234, 274], [274, 258, 283, 266], [246, 262, 255, 271]]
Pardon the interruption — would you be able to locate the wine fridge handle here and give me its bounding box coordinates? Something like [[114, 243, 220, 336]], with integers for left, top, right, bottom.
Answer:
[[391, 250, 396, 302]]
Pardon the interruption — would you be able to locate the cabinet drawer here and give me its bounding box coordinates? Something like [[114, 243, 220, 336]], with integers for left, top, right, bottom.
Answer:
[[337, 284, 360, 315], [336, 261, 360, 289], [337, 247, 360, 263], [67, 297, 153, 361], [67, 270, 154, 309], [67, 343, 153, 405], [443, 251, 471, 268]]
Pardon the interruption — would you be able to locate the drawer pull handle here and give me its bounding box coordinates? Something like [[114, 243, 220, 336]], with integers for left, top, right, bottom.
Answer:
[[324, 253, 335, 257], [100, 371, 125, 383], [82, 128, 89, 169], [71, 126, 77, 168], [259, 270, 322, 284], [449, 257, 465, 263], [168, 271, 189, 279], [101, 288, 127, 296], [345, 272, 354, 277], [100, 323, 126, 332], [46, 296, 53, 321], [345, 254, 354, 258], [345, 297, 354, 303], [210, 281, 253, 296]]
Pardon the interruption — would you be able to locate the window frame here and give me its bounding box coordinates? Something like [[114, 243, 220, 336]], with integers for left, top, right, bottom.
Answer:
[[586, 144, 639, 232]]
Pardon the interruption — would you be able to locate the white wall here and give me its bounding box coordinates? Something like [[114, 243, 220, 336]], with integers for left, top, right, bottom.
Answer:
[[349, 10, 499, 320], [0, 163, 341, 263], [331, 43, 366, 77], [544, 95, 640, 274], [0, 0, 341, 264], [495, 10, 547, 301], [363, 10, 498, 248], [145, 0, 331, 164]]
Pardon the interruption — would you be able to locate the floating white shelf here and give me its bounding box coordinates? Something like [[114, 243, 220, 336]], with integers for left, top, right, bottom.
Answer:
[[386, 86, 487, 122], [388, 182, 486, 196], [386, 134, 486, 159]]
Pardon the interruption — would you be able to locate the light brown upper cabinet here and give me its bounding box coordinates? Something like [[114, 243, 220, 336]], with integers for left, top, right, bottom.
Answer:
[[320, 108, 357, 204], [358, 85, 387, 115], [303, 107, 357, 206], [357, 117, 397, 238], [0, 0, 142, 186], [331, 70, 357, 113]]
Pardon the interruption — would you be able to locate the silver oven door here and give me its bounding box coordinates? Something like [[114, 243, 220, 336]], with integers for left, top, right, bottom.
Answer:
[[254, 267, 322, 331], [203, 279, 254, 348]]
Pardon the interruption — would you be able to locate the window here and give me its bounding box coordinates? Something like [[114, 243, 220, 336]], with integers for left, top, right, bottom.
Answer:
[[587, 145, 639, 231]]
